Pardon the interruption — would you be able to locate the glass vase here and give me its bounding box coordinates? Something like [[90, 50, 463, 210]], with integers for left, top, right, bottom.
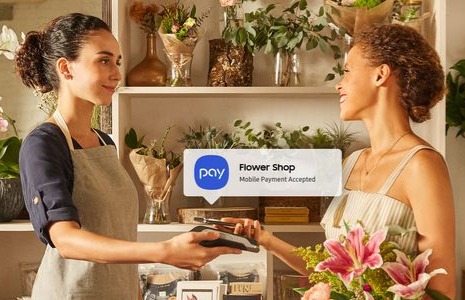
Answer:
[[274, 50, 301, 87], [165, 52, 193, 87], [143, 188, 172, 224], [220, 3, 244, 35], [126, 33, 167, 86]]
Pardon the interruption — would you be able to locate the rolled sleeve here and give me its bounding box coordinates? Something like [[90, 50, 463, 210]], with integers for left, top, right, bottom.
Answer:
[[20, 123, 79, 247]]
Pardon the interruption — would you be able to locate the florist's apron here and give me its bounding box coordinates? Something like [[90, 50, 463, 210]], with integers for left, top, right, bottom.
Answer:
[[31, 110, 139, 300]]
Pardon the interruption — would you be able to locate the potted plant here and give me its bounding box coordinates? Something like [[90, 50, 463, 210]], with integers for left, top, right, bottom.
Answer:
[[446, 59, 465, 138], [0, 25, 25, 222], [207, 0, 256, 87], [180, 125, 241, 149], [125, 127, 182, 224], [224, 0, 343, 85], [233, 119, 356, 155]]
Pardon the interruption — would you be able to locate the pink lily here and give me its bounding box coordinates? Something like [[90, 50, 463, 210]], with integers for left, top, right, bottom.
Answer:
[[382, 249, 447, 299], [315, 225, 387, 285]]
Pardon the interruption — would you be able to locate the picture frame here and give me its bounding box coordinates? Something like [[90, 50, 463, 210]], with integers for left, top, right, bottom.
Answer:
[[176, 281, 226, 300]]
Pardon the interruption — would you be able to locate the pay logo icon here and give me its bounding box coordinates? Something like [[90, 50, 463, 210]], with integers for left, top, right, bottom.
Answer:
[[194, 155, 229, 190]]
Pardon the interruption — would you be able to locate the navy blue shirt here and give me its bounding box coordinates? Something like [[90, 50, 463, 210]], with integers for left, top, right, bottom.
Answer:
[[19, 122, 114, 246]]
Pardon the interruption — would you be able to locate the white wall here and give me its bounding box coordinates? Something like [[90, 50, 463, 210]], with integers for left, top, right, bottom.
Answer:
[[0, 0, 102, 138], [445, 0, 465, 298]]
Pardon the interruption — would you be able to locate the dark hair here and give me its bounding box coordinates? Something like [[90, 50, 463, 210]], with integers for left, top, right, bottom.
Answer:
[[15, 13, 110, 93], [353, 24, 445, 123]]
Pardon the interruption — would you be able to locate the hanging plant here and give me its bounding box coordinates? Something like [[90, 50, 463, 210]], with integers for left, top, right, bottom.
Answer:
[[446, 59, 465, 138]]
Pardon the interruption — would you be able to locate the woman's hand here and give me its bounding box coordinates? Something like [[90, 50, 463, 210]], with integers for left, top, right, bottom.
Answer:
[[160, 231, 242, 270], [220, 217, 272, 250]]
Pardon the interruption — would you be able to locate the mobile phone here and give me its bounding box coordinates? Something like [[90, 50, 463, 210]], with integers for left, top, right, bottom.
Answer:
[[193, 217, 238, 228], [190, 225, 260, 253]]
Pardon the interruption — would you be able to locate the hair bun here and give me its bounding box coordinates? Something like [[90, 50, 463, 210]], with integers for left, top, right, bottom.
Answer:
[[410, 105, 431, 123]]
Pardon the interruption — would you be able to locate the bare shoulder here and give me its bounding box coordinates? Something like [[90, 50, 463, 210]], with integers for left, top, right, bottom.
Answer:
[[402, 146, 452, 202], [406, 146, 448, 174]]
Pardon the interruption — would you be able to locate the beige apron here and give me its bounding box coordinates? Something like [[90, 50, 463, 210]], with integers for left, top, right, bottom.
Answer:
[[31, 110, 139, 300]]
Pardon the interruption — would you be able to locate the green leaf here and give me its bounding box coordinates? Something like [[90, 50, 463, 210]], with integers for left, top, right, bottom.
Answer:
[[293, 287, 309, 296], [425, 288, 451, 300], [0, 136, 21, 178], [299, 0, 308, 11], [330, 291, 350, 300], [125, 128, 144, 149]]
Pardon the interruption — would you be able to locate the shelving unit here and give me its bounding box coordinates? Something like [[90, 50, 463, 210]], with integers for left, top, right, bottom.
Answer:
[[0, 0, 446, 299], [0, 222, 325, 299]]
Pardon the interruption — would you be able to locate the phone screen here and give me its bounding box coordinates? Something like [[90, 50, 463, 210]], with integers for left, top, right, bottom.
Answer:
[[193, 217, 237, 228]]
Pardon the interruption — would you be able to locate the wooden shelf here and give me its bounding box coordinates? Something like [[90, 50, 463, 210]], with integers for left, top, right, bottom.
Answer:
[[117, 86, 338, 98], [1, 220, 324, 233]]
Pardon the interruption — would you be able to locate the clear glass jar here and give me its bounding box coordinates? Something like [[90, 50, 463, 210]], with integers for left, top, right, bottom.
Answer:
[[274, 50, 301, 87], [143, 188, 172, 224], [401, 0, 422, 20], [165, 52, 193, 87]]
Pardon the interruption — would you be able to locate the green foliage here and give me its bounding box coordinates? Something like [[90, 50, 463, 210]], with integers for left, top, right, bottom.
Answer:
[[158, 1, 209, 41], [223, 0, 341, 60], [180, 125, 241, 149], [125, 127, 181, 169], [446, 59, 465, 138], [0, 136, 21, 178], [233, 120, 356, 153], [234, 120, 312, 149], [324, 121, 357, 157], [353, 0, 382, 9]]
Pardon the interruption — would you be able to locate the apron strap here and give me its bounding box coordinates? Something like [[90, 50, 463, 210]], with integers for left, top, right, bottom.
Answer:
[[53, 110, 107, 150], [53, 110, 75, 151]]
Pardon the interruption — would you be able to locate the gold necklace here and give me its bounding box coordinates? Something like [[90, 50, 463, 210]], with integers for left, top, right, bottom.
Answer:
[[360, 131, 411, 189]]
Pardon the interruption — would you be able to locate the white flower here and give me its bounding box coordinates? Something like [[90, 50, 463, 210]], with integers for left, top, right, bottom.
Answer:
[[219, 0, 239, 7], [0, 25, 21, 60]]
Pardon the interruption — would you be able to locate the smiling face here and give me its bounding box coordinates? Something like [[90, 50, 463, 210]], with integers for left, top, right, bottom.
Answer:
[[336, 45, 380, 121], [65, 29, 122, 107]]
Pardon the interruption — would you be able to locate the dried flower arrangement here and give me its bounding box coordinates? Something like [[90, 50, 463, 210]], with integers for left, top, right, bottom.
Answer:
[[129, 0, 160, 34]]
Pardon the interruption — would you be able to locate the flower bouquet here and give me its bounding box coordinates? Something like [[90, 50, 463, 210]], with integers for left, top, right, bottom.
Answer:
[[294, 223, 450, 300], [324, 0, 395, 36], [125, 127, 182, 224], [158, 1, 210, 86]]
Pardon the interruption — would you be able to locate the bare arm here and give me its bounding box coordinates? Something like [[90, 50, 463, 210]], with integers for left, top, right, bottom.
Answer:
[[222, 218, 309, 275], [48, 221, 242, 270], [404, 150, 456, 298]]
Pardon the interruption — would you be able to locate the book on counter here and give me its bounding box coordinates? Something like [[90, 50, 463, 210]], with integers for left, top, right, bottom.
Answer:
[[228, 282, 263, 295], [264, 214, 309, 224], [223, 295, 262, 300], [264, 206, 309, 215]]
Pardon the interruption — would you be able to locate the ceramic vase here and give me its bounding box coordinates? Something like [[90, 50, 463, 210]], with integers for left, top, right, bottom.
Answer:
[[127, 33, 167, 86]]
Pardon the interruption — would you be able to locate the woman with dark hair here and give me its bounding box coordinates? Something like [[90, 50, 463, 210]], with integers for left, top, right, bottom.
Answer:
[[16, 13, 240, 299], [225, 24, 456, 298]]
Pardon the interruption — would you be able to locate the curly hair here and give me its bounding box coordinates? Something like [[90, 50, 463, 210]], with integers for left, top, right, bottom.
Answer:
[[15, 13, 110, 94], [353, 24, 445, 123]]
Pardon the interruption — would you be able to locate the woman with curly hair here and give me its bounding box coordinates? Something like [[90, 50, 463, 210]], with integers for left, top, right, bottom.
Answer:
[[225, 24, 456, 298]]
